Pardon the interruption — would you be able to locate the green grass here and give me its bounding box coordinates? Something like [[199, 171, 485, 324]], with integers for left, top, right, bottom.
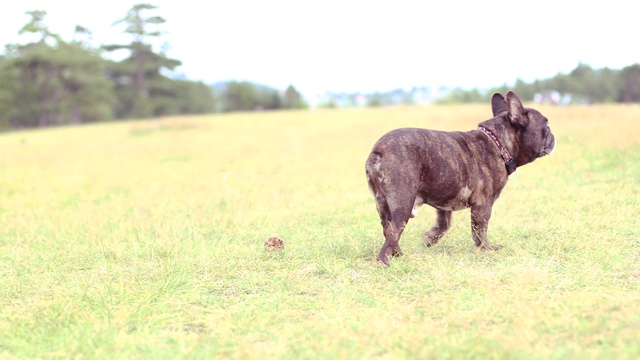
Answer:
[[1, 105, 639, 359]]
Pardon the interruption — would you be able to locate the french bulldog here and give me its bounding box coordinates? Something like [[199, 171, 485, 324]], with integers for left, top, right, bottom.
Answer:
[[366, 91, 556, 265]]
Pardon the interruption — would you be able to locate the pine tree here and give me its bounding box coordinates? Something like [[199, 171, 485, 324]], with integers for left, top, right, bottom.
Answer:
[[103, 3, 181, 119]]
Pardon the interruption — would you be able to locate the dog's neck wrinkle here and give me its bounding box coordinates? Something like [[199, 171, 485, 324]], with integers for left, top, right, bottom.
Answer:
[[496, 121, 519, 160], [501, 126, 539, 167], [480, 117, 527, 163], [495, 119, 540, 167]]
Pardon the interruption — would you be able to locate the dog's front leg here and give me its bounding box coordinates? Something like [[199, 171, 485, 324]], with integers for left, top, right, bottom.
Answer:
[[470, 205, 502, 251]]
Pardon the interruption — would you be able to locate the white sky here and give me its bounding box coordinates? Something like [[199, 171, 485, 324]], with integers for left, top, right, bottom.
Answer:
[[1, 0, 638, 97]]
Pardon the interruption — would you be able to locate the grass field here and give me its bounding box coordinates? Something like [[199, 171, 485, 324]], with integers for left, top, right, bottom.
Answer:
[[1, 104, 639, 359]]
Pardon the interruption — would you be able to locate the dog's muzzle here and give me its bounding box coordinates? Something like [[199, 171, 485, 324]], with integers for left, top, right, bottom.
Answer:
[[542, 134, 557, 156]]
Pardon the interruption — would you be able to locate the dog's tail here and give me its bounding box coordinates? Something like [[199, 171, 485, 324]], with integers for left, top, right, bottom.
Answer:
[[365, 152, 384, 196]]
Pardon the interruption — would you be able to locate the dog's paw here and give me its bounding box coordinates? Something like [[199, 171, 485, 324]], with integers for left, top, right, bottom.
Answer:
[[392, 246, 404, 257], [377, 256, 391, 267], [422, 233, 441, 247]]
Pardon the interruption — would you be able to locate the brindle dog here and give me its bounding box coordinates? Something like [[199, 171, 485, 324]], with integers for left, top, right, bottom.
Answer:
[[366, 91, 556, 265]]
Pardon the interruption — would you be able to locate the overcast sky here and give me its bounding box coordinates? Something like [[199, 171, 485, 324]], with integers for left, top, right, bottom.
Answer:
[[1, 0, 638, 97]]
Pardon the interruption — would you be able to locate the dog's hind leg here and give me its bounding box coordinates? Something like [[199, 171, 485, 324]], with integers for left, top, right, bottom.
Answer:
[[377, 211, 412, 266], [374, 195, 396, 257], [368, 172, 402, 264], [372, 193, 409, 265], [423, 209, 452, 247], [377, 195, 414, 266], [367, 152, 415, 265]]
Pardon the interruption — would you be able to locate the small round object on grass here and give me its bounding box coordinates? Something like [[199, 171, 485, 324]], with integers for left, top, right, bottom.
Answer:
[[264, 236, 284, 251]]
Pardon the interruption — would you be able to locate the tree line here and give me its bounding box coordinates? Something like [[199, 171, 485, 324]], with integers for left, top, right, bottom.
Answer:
[[436, 63, 640, 104], [0, 4, 307, 131]]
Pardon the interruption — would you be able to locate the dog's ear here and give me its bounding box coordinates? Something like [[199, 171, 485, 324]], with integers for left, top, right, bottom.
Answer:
[[506, 91, 528, 126], [491, 93, 508, 117]]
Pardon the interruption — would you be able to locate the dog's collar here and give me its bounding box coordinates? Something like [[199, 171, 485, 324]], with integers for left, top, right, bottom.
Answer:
[[477, 126, 517, 175]]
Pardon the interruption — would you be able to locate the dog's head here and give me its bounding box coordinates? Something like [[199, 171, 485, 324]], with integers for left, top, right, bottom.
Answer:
[[491, 91, 556, 165]]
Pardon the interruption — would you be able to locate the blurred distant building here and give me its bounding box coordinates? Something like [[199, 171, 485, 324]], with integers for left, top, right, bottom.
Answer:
[[314, 86, 440, 108], [534, 90, 561, 104], [534, 90, 573, 106]]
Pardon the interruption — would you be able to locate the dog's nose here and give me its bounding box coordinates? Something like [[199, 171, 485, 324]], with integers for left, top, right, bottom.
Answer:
[[549, 135, 557, 155]]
